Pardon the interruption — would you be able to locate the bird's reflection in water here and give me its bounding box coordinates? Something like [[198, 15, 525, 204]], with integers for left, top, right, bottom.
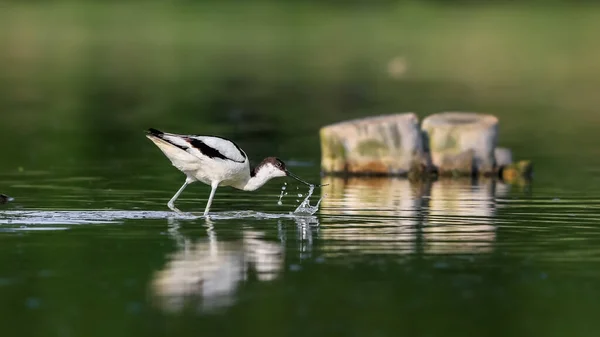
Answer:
[[320, 177, 511, 255], [151, 218, 284, 313]]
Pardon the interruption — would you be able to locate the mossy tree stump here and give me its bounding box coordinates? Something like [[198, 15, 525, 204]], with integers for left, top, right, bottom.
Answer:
[[320, 112, 532, 180], [422, 112, 498, 176], [320, 113, 427, 175]]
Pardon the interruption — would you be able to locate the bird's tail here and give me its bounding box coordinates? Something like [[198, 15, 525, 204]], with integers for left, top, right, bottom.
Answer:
[[147, 128, 164, 137], [146, 128, 190, 151]]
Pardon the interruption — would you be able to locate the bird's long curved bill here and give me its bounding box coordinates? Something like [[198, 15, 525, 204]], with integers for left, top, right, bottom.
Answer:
[[286, 170, 327, 187]]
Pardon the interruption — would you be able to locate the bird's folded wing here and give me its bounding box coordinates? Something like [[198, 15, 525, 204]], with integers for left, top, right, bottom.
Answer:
[[185, 136, 247, 163], [153, 129, 248, 164]]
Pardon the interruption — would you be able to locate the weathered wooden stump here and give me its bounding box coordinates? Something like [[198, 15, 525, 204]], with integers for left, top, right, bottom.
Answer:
[[320, 111, 532, 180], [320, 113, 427, 176], [422, 112, 498, 176]]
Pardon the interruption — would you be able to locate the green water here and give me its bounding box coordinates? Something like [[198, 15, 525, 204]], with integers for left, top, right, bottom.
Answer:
[[2, 2, 600, 337], [3, 123, 600, 337]]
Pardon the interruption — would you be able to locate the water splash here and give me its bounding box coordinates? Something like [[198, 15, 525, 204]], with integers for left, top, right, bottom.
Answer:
[[293, 184, 324, 216], [208, 210, 317, 221], [0, 209, 317, 229], [277, 183, 287, 206], [0, 210, 195, 231]]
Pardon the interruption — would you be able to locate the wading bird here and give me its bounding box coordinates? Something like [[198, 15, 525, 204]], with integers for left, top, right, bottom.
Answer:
[[146, 128, 317, 215]]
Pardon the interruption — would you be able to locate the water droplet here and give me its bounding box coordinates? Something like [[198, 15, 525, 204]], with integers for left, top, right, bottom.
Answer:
[[277, 185, 287, 205]]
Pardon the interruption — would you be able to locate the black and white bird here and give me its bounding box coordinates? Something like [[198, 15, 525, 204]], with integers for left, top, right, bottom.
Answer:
[[146, 128, 316, 215]]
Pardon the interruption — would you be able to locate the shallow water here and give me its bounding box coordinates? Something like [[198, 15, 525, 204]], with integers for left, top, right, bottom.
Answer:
[[2, 2, 600, 332], [2, 152, 600, 337]]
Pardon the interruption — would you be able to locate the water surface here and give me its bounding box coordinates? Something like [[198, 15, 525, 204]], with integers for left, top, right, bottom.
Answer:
[[2, 2, 600, 336], [2, 153, 600, 337]]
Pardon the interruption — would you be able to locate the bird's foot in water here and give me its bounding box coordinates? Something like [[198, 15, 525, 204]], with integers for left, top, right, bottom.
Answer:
[[167, 203, 196, 218]]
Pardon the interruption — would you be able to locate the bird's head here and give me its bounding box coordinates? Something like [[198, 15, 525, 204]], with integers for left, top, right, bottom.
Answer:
[[253, 157, 317, 186], [253, 157, 288, 179]]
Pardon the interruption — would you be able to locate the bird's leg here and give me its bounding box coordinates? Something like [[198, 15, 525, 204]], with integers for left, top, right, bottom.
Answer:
[[203, 181, 220, 217], [167, 178, 192, 213]]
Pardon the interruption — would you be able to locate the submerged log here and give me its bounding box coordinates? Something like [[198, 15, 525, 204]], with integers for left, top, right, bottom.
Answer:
[[320, 113, 428, 176], [422, 112, 498, 175], [493, 149, 532, 182], [500, 160, 533, 182]]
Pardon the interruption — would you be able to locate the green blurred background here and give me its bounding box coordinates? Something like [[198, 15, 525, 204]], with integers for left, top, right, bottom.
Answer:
[[2, 3, 600, 337], [1, 0, 599, 173]]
